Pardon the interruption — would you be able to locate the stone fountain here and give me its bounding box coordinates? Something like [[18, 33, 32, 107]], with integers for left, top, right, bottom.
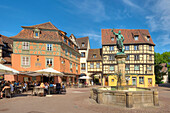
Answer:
[[90, 29, 159, 108]]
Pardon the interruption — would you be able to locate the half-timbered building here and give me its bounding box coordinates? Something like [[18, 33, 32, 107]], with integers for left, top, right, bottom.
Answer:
[[102, 29, 155, 87], [10, 22, 80, 85], [87, 49, 102, 85]]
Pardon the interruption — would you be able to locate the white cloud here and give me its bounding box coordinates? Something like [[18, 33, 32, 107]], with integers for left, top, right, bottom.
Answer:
[[146, 0, 170, 32], [157, 34, 170, 46], [78, 32, 101, 46], [122, 0, 143, 11], [67, 0, 110, 22]]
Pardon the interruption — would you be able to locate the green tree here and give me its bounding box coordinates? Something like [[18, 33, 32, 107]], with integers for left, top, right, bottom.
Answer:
[[154, 52, 170, 83]]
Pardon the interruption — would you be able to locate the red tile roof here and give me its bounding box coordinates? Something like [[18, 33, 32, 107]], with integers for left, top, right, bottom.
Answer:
[[102, 29, 155, 46], [0, 34, 13, 51], [160, 63, 168, 73], [77, 37, 89, 49], [87, 49, 102, 61], [21, 22, 59, 30], [10, 22, 64, 42]]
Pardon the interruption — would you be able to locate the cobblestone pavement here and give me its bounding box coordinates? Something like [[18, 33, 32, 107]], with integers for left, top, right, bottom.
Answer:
[[0, 85, 170, 113]]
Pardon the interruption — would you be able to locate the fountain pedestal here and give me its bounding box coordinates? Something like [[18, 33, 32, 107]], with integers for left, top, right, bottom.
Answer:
[[115, 54, 127, 86]]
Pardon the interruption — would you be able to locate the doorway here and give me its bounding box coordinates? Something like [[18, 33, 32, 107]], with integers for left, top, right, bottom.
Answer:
[[132, 77, 137, 86]]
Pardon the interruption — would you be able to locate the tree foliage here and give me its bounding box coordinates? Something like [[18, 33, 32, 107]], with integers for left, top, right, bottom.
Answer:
[[154, 52, 170, 83]]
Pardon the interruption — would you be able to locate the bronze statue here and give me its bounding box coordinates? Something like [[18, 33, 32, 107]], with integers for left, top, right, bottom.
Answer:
[[111, 28, 125, 54]]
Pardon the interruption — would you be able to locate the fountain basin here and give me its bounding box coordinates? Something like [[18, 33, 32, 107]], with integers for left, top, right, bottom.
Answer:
[[90, 87, 159, 108]]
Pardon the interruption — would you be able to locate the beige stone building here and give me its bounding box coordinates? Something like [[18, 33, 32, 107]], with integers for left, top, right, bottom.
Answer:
[[101, 29, 155, 87], [77, 37, 91, 84]]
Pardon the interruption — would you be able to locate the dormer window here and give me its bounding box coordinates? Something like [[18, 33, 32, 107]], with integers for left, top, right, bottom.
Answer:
[[134, 35, 138, 40], [82, 42, 85, 47], [147, 36, 150, 41], [93, 54, 96, 58], [111, 37, 114, 41], [68, 41, 70, 46], [64, 38, 67, 43], [33, 28, 40, 38]]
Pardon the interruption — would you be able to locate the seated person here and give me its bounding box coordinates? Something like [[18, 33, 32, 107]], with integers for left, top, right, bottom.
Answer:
[[49, 82, 54, 87], [0, 82, 10, 98], [44, 82, 49, 94], [40, 82, 45, 88], [23, 82, 27, 92], [9, 82, 14, 93]]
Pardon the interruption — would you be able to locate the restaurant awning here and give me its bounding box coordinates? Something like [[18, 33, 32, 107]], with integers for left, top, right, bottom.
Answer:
[[0, 64, 19, 74]]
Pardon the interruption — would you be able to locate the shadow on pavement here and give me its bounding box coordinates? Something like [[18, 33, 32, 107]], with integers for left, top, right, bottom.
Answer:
[[158, 83, 170, 88]]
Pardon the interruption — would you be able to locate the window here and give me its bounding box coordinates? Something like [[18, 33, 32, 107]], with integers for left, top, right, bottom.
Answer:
[[81, 63, 86, 71], [90, 63, 94, 68], [65, 49, 68, 55], [81, 52, 85, 57], [76, 55, 78, 60], [76, 64, 78, 70], [134, 45, 139, 50], [96, 63, 100, 68], [112, 79, 114, 82], [70, 62, 72, 69], [134, 35, 138, 40], [109, 46, 114, 51], [126, 55, 130, 60], [147, 36, 150, 41], [109, 65, 114, 71], [82, 42, 85, 47], [134, 55, 139, 60], [74, 46, 76, 50], [64, 38, 67, 43], [22, 42, 29, 50], [68, 41, 70, 46], [70, 51, 72, 57], [149, 55, 152, 60], [111, 37, 114, 41], [125, 65, 130, 71], [125, 46, 129, 50], [139, 77, 144, 84], [134, 65, 140, 70], [34, 31, 39, 38], [46, 58, 53, 67], [47, 44, 52, 51], [93, 54, 96, 58], [109, 55, 115, 60], [149, 46, 152, 51], [148, 65, 152, 70], [22, 56, 30, 66], [37, 58, 39, 61]]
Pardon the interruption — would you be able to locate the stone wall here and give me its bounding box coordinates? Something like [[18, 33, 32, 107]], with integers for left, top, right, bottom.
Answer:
[[90, 88, 159, 108]]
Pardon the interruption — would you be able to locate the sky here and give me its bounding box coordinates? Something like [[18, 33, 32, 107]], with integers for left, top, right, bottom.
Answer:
[[0, 0, 170, 53]]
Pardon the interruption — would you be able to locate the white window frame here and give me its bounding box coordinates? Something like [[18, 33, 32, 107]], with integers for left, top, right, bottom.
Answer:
[[134, 45, 139, 51], [46, 44, 52, 51], [46, 58, 53, 67], [22, 42, 29, 50], [70, 51, 72, 57], [65, 49, 68, 55], [70, 62, 72, 69], [22, 56, 30, 66], [90, 63, 94, 68], [96, 63, 100, 68], [109, 65, 114, 71], [125, 46, 129, 50], [134, 65, 140, 70], [139, 77, 144, 84], [149, 46, 152, 51], [134, 35, 138, 40], [109, 46, 114, 51], [125, 65, 130, 71]]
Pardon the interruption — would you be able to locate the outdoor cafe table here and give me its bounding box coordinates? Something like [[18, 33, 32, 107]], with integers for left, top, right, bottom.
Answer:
[[32, 86, 45, 96]]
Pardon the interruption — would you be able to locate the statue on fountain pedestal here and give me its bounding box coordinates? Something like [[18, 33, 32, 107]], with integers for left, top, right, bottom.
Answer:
[[111, 28, 125, 55]]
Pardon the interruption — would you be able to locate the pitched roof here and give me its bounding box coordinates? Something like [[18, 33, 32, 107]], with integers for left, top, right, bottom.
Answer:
[[77, 37, 89, 49], [10, 22, 63, 42], [21, 22, 59, 30], [0, 34, 13, 51], [102, 29, 155, 46], [87, 49, 102, 61], [160, 63, 168, 73]]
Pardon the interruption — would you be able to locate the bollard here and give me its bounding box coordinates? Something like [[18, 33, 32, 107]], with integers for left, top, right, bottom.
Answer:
[[126, 92, 133, 108]]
